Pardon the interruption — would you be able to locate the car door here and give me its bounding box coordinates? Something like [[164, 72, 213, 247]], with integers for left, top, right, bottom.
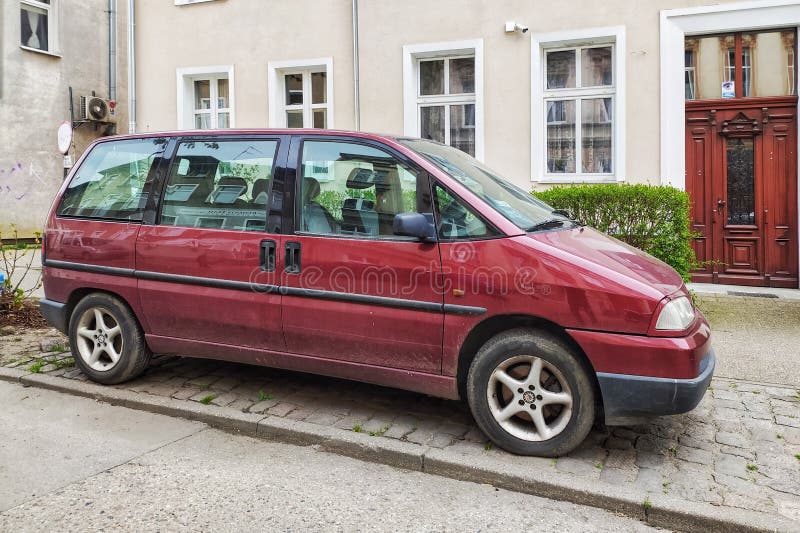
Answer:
[[135, 135, 289, 354], [280, 135, 444, 373]]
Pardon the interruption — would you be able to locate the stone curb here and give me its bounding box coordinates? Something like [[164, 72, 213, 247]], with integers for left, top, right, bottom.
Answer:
[[0, 367, 796, 533]]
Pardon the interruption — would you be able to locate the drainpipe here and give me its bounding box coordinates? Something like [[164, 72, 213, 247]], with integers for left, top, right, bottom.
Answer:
[[108, 0, 117, 102], [127, 0, 136, 133], [352, 0, 360, 131]]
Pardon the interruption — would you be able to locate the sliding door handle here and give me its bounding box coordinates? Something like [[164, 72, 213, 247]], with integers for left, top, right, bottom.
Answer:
[[285, 241, 301, 274], [259, 239, 276, 272]]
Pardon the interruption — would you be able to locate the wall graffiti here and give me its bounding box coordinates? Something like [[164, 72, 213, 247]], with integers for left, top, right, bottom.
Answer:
[[0, 161, 50, 201]]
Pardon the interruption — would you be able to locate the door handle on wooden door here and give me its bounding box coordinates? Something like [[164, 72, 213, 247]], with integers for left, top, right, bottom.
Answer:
[[716, 198, 726, 215]]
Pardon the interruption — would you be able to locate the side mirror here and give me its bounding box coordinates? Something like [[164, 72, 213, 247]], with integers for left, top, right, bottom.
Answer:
[[393, 212, 435, 242]]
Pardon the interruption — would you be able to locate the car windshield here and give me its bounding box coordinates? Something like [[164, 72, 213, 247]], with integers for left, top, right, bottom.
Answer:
[[398, 138, 572, 232]]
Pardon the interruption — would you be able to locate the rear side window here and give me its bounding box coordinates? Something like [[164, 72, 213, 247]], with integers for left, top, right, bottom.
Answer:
[[159, 139, 278, 231], [57, 138, 166, 220]]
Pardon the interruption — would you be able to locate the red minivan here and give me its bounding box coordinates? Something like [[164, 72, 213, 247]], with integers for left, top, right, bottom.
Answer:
[[39, 130, 714, 456]]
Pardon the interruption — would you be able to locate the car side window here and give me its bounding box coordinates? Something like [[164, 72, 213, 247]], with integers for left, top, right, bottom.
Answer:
[[299, 140, 429, 238], [57, 138, 167, 221], [159, 139, 278, 231], [433, 183, 500, 240]]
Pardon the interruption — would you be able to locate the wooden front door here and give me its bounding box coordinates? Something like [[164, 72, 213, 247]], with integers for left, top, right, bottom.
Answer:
[[686, 98, 798, 287]]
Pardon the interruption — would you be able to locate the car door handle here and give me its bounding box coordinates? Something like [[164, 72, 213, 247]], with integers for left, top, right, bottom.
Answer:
[[285, 241, 301, 274], [259, 239, 276, 272]]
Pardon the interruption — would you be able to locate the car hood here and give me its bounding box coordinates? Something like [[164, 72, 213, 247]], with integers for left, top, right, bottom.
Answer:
[[524, 226, 685, 301]]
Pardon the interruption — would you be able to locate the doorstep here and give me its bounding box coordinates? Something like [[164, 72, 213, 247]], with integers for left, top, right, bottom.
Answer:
[[688, 283, 800, 300]]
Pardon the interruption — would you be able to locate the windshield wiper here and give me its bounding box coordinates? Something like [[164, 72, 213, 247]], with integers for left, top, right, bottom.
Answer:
[[525, 219, 566, 232]]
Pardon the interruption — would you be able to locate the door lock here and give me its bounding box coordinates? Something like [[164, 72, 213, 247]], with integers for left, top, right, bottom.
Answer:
[[716, 198, 726, 214]]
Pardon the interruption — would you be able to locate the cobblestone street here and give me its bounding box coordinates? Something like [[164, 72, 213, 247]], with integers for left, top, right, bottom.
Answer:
[[1, 325, 799, 529]]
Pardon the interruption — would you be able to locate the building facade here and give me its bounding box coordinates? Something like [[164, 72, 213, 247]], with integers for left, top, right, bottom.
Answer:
[[0, 0, 129, 238], [4, 0, 798, 288]]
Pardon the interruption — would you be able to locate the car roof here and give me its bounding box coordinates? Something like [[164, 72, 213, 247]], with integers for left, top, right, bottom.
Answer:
[[103, 128, 403, 143]]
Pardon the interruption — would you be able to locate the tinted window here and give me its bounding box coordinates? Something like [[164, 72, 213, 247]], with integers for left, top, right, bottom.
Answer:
[[299, 140, 429, 238], [159, 140, 278, 231], [434, 183, 499, 240], [399, 138, 571, 231], [57, 138, 166, 220]]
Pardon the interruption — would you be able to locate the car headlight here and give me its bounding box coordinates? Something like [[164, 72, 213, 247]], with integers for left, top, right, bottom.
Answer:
[[655, 296, 695, 331]]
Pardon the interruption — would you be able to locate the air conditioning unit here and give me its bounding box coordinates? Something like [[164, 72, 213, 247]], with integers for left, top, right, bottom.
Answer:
[[80, 95, 117, 123]]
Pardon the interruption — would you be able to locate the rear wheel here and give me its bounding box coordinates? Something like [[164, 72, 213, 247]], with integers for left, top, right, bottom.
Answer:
[[69, 293, 151, 384], [466, 328, 595, 456]]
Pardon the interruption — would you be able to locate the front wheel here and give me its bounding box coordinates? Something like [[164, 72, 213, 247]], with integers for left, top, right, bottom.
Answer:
[[466, 329, 595, 456], [69, 293, 151, 384]]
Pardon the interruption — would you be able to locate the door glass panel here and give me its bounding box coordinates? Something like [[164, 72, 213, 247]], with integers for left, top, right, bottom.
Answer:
[[546, 50, 576, 89], [194, 80, 211, 109], [420, 106, 445, 144], [685, 35, 734, 100], [285, 74, 303, 105], [581, 47, 612, 87], [745, 30, 797, 97], [546, 100, 576, 173], [433, 184, 498, 240], [419, 60, 444, 95], [286, 110, 303, 128], [160, 140, 278, 231], [726, 137, 755, 225], [299, 141, 422, 237], [311, 71, 327, 104], [449, 104, 475, 157], [685, 50, 696, 100], [581, 98, 612, 173], [449, 58, 475, 94]]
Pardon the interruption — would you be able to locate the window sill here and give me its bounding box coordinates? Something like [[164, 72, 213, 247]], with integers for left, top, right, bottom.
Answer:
[[20, 45, 62, 58], [533, 175, 621, 184]]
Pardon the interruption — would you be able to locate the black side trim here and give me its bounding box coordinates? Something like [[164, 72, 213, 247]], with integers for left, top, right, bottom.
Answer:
[[43, 259, 487, 316], [44, 259, 135, 277], [136, 270, 280, 295]]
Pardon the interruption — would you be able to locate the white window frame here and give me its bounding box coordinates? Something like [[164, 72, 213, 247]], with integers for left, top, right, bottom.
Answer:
[[403, 39, 484, 161], [531, 26, 625, 184], [20, 0, 60, 56], [268, 58, 334, 129], [176, 65, 235, 130], [175, 0, 219, 5]]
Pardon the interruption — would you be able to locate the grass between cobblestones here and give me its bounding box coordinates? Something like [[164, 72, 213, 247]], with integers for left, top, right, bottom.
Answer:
[[2, 325, 800, 528]]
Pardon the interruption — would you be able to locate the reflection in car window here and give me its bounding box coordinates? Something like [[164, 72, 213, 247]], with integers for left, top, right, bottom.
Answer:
[[300, 141, 425, 238], [434, 184, 499, 240], [398, 138, 571, 231], [159, 140, 278, 232], [57, 138, 167, 221]]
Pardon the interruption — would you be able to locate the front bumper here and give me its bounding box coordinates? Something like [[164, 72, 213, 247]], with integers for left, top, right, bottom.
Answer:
[[39, 298, 68, 334], [598, 349, 715, 425]]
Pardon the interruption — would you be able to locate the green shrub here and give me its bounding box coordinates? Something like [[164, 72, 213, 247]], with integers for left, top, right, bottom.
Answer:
[[532, 183, 696, 281]]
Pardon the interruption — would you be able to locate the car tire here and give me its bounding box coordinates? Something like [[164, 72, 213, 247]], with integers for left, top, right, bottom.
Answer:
[[68, 293, 151, 385], [466, 328, 595, 457]]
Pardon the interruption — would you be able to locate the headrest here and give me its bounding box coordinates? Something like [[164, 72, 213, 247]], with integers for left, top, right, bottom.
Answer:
[[342, 197, 374, 210], [303, 177, 321, 203], [218, 176, 247, 192], [346, 167, 388, 190], [252, 178, 268, 197]]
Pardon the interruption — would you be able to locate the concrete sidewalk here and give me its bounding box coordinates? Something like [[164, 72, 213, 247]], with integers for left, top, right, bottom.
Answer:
[[1, 330, 799, 532]]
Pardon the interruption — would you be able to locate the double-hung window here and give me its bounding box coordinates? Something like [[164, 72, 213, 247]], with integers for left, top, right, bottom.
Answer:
[[268, 59, 333, 129], [543, 45, 615, 177], [192, 77, 231, 129], [403, 40, 484, 160], [177, 66, 235, 130], [20, 0, 57, 54], [416, 56, 476, 157]]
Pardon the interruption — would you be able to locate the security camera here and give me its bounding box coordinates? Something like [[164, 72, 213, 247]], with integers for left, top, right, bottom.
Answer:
[[505, 21, 529, 34]]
